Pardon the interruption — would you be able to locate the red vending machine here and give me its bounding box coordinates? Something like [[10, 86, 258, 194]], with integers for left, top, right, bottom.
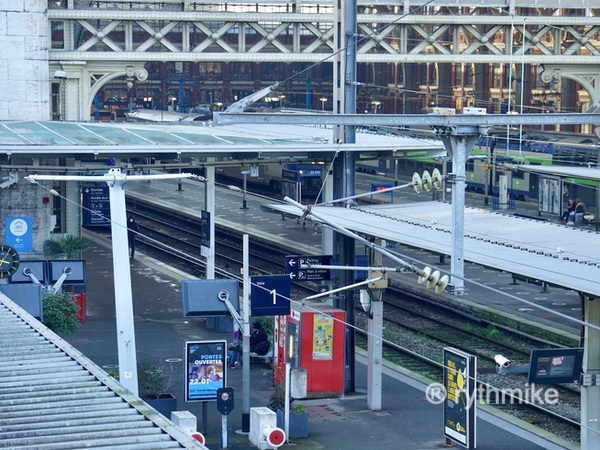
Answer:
[[274, 303, 346, 398]]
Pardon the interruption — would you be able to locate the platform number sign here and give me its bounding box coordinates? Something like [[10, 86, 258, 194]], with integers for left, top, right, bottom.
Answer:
[[250, 275, 290, 317]]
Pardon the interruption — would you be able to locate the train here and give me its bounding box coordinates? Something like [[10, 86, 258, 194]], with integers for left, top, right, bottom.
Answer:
[[124, 108, 213, 123], [356, 127, 598, 207], [216, 162, 325, 201]]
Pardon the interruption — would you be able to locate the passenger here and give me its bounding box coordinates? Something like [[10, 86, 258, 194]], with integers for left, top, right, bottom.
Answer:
[[127, 216, 139, 258], [229, 321, 270, 369], [574, 199, 586, 223], [567, 198, 585, 225], [560, 198, 575, 223]]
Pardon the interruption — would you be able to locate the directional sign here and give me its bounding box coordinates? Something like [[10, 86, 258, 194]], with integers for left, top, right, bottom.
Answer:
[[251, 275, 290, 317], [200, 210, 211, 248], [82, 184, 111, 226], [284, 255, 332, 281], [5, 216, 33, 252]]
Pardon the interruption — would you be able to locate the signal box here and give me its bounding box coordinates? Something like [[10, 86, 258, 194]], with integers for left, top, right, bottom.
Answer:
[[273, 303, 345, 398]]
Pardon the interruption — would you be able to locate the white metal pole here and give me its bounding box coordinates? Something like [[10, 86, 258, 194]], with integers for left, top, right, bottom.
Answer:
[[204, 164, 215, 279], [107, 172, 139, 395], [242, 234, 251, 432], [284, 362, 291, 442], [367, 239, 383, 410], [221, 414, 228, 449]]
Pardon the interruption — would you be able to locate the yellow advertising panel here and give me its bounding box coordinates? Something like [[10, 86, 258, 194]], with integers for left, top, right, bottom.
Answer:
[[312, 314, 334, 360]]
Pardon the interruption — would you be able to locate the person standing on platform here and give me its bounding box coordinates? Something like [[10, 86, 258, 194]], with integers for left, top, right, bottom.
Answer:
[[127, 217, 139, 258]]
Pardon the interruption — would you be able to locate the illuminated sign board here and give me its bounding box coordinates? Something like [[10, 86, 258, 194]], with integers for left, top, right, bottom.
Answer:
[[284, 254, 332, 281], [443, 347, 476, 449], [185, 340, 227, 402], [82, 184, 111, 226], [528, 348, 583, 385]]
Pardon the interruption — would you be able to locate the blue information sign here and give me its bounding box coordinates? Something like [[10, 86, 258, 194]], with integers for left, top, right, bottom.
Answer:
[[5, 216, 33, 252], [201, 210, 210, 248], [251, 275, 291, 317], [82, 184, 111, 226], [284, 254, 332, 281]]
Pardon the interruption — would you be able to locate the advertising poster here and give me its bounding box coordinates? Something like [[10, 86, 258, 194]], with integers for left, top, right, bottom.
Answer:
[[185, 340, 227, 402], [312, 314, 334, 360], [443, 347, 476, 449]]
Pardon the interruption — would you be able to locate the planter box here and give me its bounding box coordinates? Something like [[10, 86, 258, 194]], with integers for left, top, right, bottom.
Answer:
[[276, 409, 309, 438], [147, 394, 177, 419]]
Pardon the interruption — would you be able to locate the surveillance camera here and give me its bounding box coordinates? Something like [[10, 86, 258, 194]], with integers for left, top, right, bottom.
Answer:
[[494, 354, 511, 368], [54, 70, 67, 79]]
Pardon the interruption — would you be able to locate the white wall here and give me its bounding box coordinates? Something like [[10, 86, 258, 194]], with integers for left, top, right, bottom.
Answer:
[[0, 0, 49, 121]]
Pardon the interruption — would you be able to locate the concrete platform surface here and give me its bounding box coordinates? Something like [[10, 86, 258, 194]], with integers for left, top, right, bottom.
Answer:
[[61, 230, 575, 449]]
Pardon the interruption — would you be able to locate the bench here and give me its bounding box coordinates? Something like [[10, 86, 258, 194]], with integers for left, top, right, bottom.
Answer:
[[249, 348, 273, 363]]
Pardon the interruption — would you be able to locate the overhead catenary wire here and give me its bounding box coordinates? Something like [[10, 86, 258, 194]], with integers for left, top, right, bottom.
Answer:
[[26, 176, 600, 436]]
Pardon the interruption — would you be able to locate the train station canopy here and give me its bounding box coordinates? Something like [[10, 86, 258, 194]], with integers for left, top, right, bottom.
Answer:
[[513, 164, 600, 183], [264, 201, 600, 298], [0, 121, 445, 164]]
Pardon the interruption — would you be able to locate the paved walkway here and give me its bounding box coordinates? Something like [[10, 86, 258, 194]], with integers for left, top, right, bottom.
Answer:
[[58, 207, 578, 449]]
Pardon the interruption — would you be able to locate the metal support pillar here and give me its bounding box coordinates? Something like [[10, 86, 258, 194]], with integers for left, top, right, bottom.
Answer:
[[342, 0, 357, 395], [330, 0, 358, 394], [106, 173, 139, 395], [322, 166, 335, 303], [241, 235, 251, 433], [581, 294, 600, 450], [367, 238, 384, 410], [204, 164, 215, 279], [437, 131, 480, 295], [65, 180, 81, 236]]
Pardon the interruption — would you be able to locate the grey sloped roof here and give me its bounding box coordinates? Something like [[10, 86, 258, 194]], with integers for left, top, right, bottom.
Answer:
[[0, 293, 205, 450]]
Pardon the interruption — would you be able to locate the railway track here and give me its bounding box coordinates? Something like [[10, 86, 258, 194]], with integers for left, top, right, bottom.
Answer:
[[121, 195, 581, 444]]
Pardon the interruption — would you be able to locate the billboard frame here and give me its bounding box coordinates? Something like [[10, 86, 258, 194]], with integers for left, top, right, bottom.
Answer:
[[185, 340, 228, 402]]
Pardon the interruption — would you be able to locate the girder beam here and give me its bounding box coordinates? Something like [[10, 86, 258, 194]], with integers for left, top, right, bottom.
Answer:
[[48, 8, 600, 65]]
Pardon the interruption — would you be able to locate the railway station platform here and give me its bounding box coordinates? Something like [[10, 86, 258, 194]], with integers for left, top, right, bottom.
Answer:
[[124, 172, 587, 339], [63, 229, 575, 449]]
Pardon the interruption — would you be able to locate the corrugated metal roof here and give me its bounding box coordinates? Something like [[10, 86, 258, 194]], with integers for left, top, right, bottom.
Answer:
[[0, 293, 205, 450]]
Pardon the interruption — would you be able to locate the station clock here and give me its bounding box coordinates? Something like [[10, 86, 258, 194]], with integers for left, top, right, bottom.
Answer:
[[0, 245, 19, 278]]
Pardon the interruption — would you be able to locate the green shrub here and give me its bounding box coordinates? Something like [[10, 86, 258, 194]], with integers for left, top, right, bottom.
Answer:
[[108, 360, 173, 400], [42, 292, 81, 334], [43, 235, 90, 259]]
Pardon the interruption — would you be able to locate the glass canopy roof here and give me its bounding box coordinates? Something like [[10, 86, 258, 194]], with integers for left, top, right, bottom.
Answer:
[[0, 121, 316, 147]]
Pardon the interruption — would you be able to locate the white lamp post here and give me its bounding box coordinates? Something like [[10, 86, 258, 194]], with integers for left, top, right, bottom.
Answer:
[[319, 97, 328, 111]]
